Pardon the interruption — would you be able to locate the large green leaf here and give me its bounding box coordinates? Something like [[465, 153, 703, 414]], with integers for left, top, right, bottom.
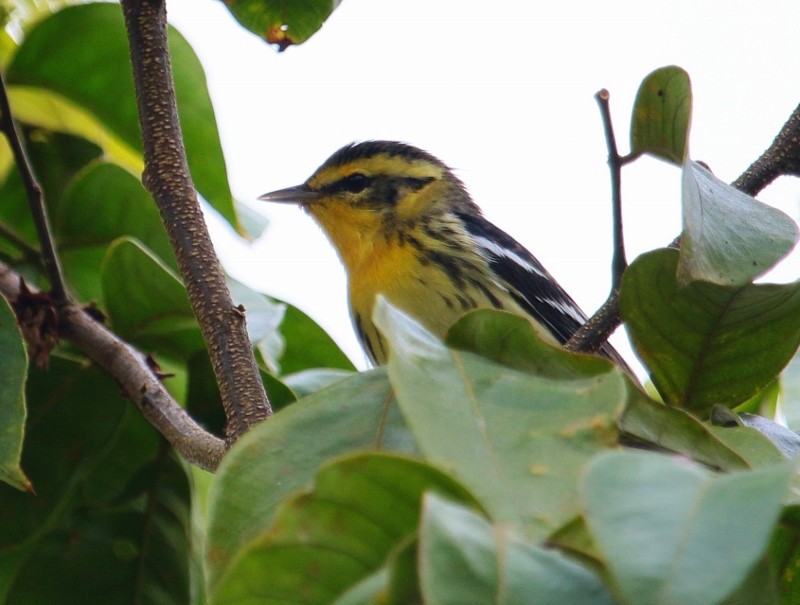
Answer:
[[7, 3, 239, 231], [620, 393, 774, 471], [679, 160, 798, 286], [102, 237, 203, 358], [205, 369, 415, 589], [0, 295, 30, 492], [582, 451, 792, 605], [447, 309, 613, 378], [223, 0, 342, 50], [418, 494, 615, 605], [620, 249, 800, 413], [0, 357, 193, 604], [276, 302, 356, 374], [211, 454, 478, 605], [56, 161, 176, 303], [630, 65, 691, 164], [0, 130, 101, 264], [374, 298, 627, 541]]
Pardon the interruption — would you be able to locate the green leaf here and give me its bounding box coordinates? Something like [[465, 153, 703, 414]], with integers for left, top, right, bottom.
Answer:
[[0, 357, 193, 604], [10, 86, 142, 175], [282, 368, 354, 397], [56, 161, 176, 302], [0, 130, 101, 264], [276, 302, 356, 374], [582, 451, 792, 605], [678, 160, 799, 286], [374, 298, 627, 540], [630, 65, 692, 164], [620, 393, 752, 471], [780, 350, 800, 431], [8, 3, 239, 231], [227, 278, 286, 350], [770, 507, 800, 602], [205, 369, 415, 589], [212, 454, 478, 605], [222, 0, 342, 50], [734, 413, 800, 459], [102, 237, 203, 358], [447, 309, 613, 378], [101, 237, 201, 355], [620, 249, 800, 413], [418, 494, 615, 605], [0, 295, 30, 492]]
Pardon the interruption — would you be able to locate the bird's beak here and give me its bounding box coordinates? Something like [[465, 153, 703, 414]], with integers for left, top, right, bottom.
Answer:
[[258, 184, 320, 205]]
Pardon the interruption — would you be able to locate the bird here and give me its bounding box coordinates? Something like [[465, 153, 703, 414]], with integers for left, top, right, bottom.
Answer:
[[259, 140, 628, 370]]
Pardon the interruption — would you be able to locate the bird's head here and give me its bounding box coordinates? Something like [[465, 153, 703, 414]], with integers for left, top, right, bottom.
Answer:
[[259, 141, 477, 262]]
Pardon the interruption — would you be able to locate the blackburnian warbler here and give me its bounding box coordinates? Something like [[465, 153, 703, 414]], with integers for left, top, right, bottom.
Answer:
[[260, 141, 627, 369]]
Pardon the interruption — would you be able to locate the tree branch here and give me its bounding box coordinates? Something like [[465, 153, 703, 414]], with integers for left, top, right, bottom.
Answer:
[[0, 262, 225, 471], [0, 70, 68, 303], [733, 102, 800, 195], [119, 0, 271, 440]]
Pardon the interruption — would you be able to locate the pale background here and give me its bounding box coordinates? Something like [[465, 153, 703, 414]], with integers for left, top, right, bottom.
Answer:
[[167, 0, 800, 372]]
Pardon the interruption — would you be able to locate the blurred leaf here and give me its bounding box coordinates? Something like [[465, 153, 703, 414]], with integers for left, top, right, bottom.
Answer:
[[630, 65, 691, 164], [771, 507, 800, 601], [0, 357, 193, 604], [56, 161, 176, 302], [582, 451, 792, 605], [283, 368, 353, 397], [206, 369, 415, 589], [620, 393, 751, 470], [419, 494, 615, 605], [222, 0, 342, 50], [620, 249, 800, 413], [374, 298, 626, 541], [720, 557, 779, 605], [10, 86, 142, 174], [733, 379, 779, 417], [781, 349, 800, 431], [733, 413, 800, 459], [211, 454, 478, 605], [678, 160, 798, 286], [276, 302, 356, 374], [102, 237, 204, 359], [227, 278, 285, 352], [0, 129, 101, 263], [447, 309, 613, 378], [0, 295, 30, 491], [7, 3, 240, 231]]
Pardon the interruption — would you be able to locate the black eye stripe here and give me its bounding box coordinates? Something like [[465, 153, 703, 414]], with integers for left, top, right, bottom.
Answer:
[[326, 172, 371, 194]]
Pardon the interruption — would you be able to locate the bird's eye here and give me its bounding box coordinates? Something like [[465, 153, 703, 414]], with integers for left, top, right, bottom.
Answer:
[[339, 172, 370, 194]]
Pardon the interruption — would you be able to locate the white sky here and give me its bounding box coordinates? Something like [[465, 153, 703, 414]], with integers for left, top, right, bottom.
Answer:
[[167, 0, 800, 372]]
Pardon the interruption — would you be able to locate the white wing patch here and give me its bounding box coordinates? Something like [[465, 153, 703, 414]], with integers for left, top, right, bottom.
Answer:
[[472, 235, 547, 278], [537, 296, 587, 325]]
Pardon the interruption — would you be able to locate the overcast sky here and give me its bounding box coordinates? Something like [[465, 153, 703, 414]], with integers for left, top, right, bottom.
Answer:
[[167, 0, 800, 371]]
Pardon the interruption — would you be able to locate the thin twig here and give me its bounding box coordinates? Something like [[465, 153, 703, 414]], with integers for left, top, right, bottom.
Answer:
[[119, 0, 271, 441], [595, 89, 627, 290], [0, 71, 68, 303], [0, 262, 225, 471]]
